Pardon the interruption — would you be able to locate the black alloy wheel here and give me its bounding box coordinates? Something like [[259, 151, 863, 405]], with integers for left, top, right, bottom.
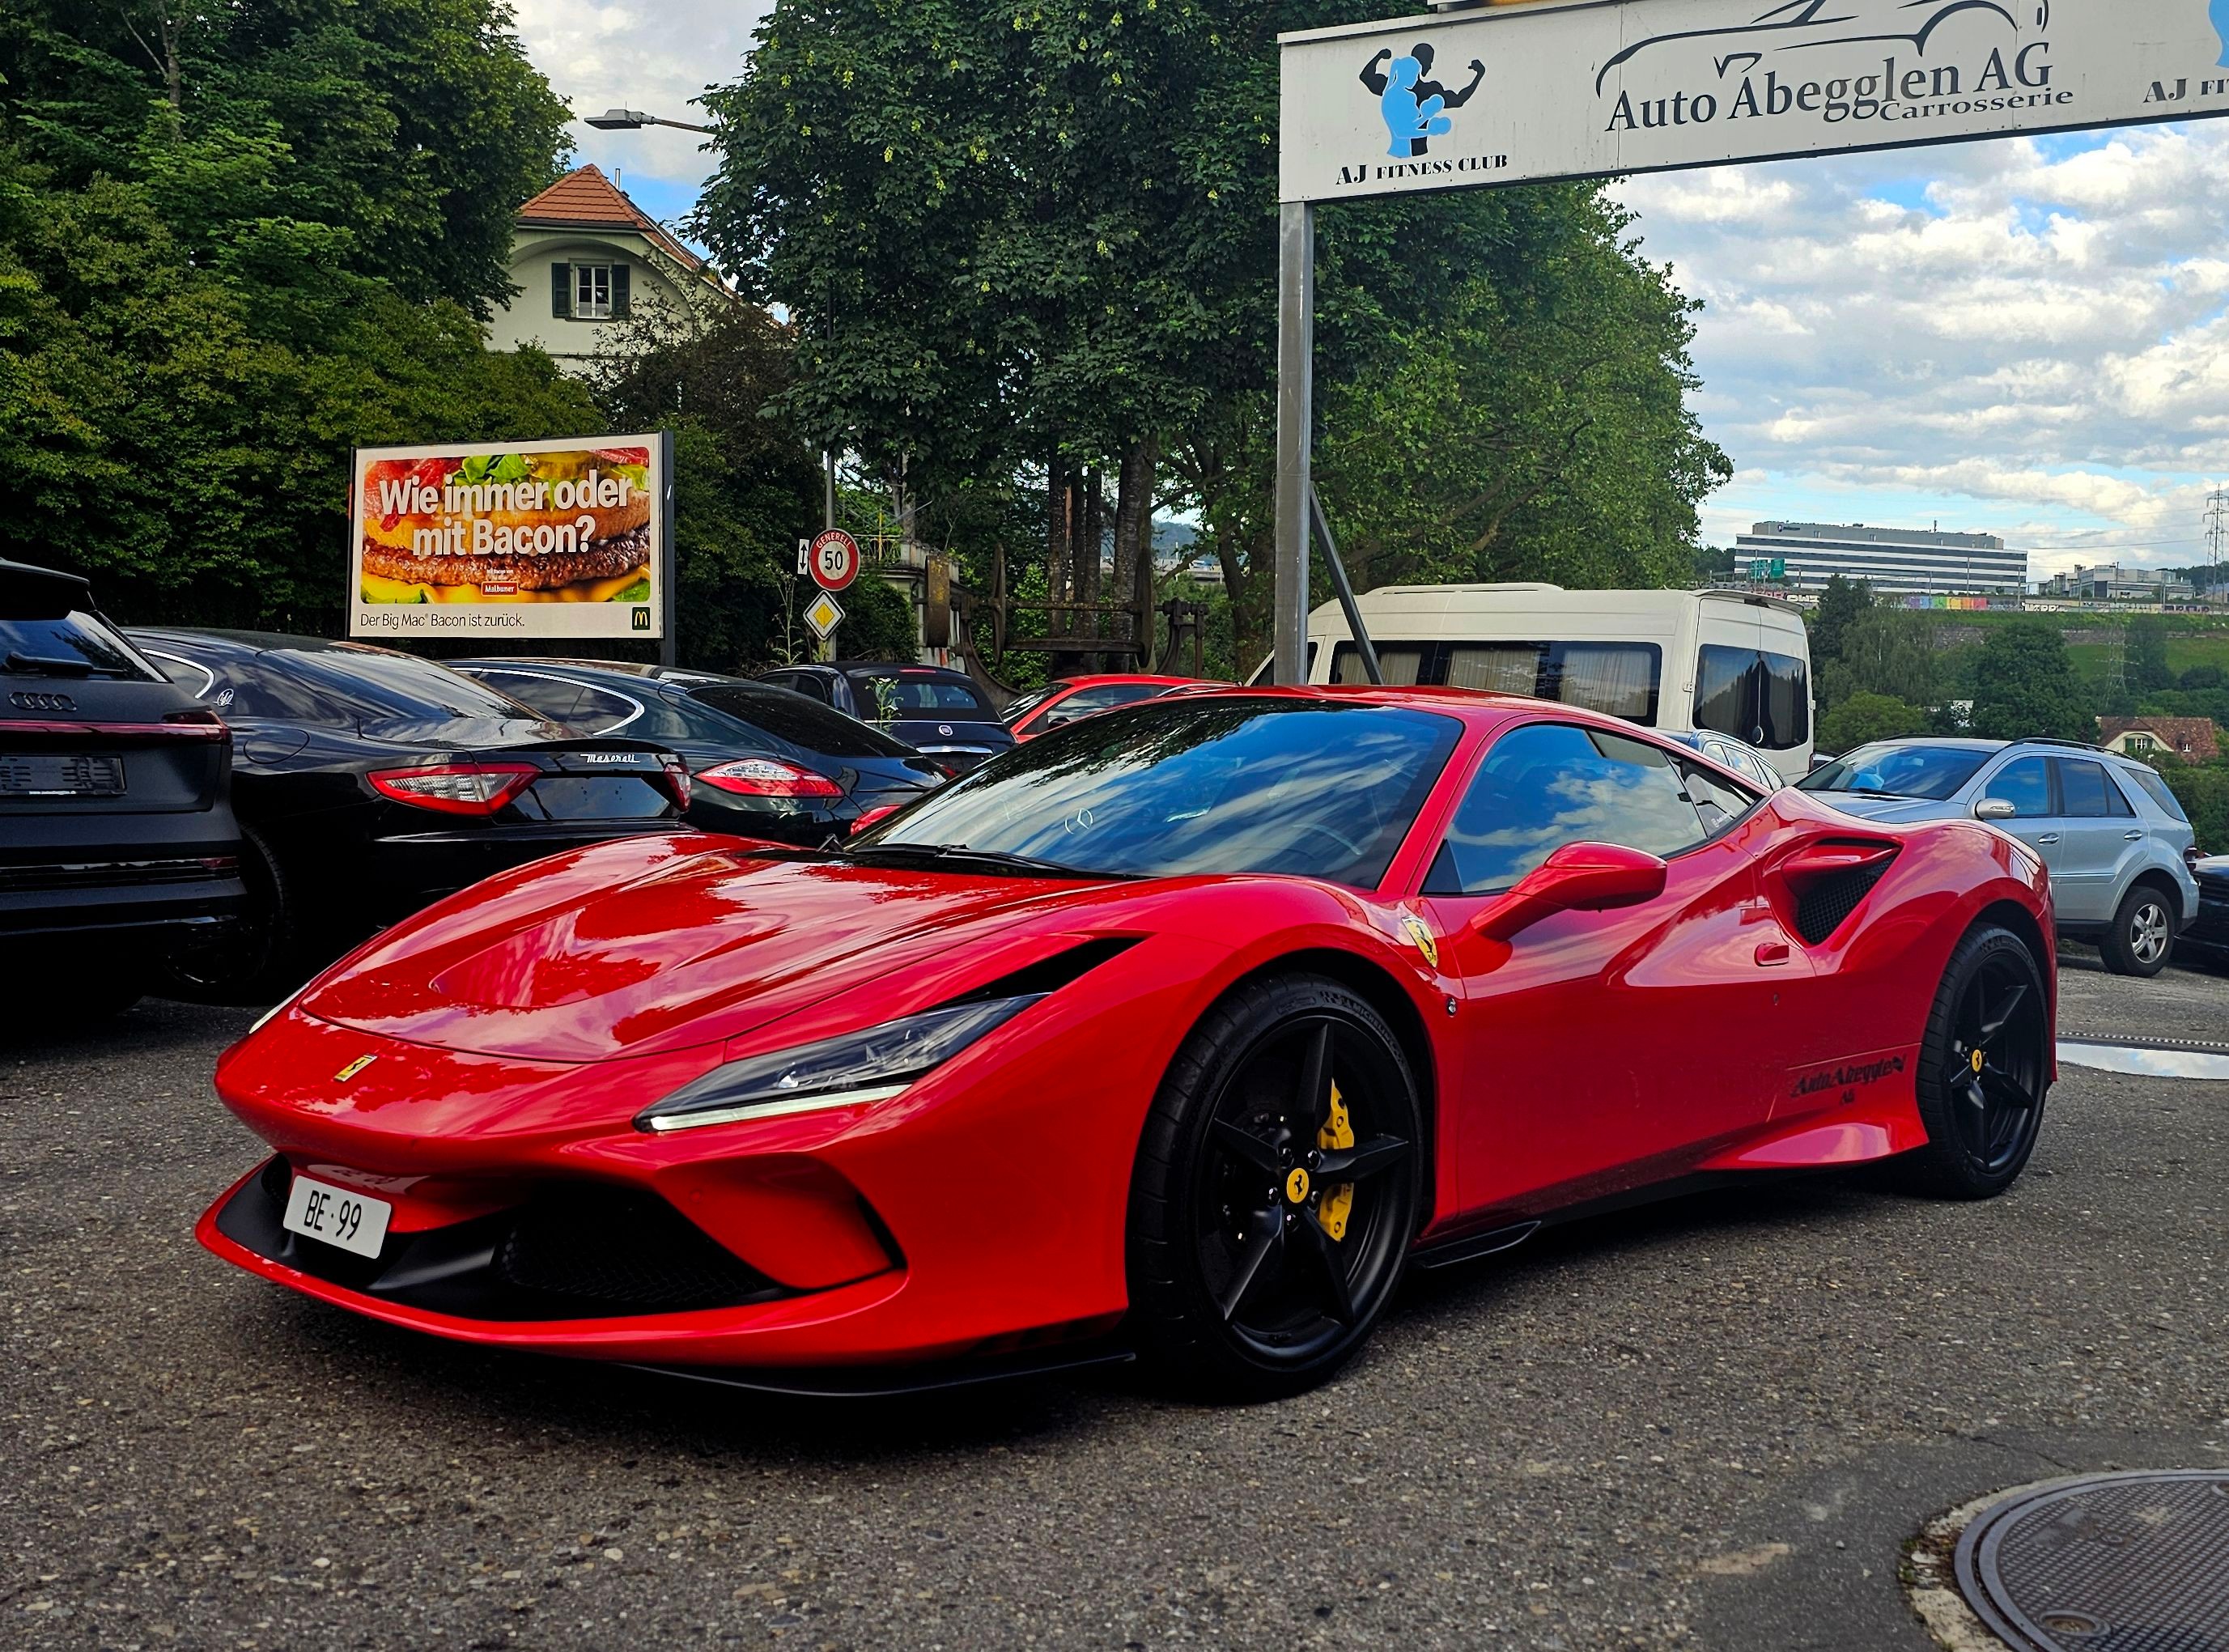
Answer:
[[1127, 974, 1422, 1399], [1898, 924, 2049, 1199]]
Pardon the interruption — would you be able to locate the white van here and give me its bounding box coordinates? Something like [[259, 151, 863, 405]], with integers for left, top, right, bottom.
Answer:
[[1251, 584, 1816, 771]]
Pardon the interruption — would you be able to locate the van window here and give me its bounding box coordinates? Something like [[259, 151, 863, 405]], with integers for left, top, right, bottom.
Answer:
[[1331, 640, 1663, 725], [1694, 647, 1811, 753]]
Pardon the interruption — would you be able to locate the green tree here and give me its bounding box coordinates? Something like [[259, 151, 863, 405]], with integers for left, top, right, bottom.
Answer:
[[1820, 606, 1935, 711], [0, 1, 571, 316], [1969, 622, 2094, 743], [2128, 614, 2174, 694], [1807, 575, 1873, 678], [0, 4, 591, 627], [1818, 692, 1930, 755], [698, 1, 1729, 669]]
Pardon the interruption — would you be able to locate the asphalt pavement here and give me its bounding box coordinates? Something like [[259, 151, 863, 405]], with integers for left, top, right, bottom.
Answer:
[[4, 957, 2225, 1651]]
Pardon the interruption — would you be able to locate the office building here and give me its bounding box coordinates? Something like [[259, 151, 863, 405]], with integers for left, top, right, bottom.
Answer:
[[1733, 522, 2027, 598]]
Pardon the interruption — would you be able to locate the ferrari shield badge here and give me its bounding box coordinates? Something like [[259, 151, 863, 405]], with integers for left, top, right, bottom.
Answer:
[[334, 1054, 378, 1084], [1399, 913, 1439, 970]]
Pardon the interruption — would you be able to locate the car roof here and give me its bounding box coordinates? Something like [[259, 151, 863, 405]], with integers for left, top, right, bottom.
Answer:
[[1047, 673, 1201, 689], [452, 656, 747, 688], [130, 626, 420, 663], [828, 660, 976, 678]]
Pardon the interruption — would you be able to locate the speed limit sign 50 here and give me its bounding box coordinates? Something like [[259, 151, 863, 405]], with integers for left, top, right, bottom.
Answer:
[[809, 529, 860, 592]]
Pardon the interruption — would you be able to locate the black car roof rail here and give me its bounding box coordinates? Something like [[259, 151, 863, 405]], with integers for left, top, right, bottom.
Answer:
[[2013, 737, 2104, 753]]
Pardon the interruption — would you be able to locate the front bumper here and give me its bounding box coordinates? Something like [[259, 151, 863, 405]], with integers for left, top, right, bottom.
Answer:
[[196, 942, 1187, 1370]]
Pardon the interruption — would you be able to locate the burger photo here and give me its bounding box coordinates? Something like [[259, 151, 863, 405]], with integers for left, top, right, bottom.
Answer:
[[358, 447, 654, 605]]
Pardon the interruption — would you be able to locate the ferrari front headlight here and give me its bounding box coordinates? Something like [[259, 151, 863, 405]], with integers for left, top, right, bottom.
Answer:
[[634, 994, 1047, 1133]]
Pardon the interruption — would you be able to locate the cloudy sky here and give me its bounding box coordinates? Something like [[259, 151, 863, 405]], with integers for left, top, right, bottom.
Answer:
[[513, 2, 2229, 582]]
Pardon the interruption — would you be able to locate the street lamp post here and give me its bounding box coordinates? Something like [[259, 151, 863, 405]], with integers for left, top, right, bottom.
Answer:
[[584, 108, 714, 134]]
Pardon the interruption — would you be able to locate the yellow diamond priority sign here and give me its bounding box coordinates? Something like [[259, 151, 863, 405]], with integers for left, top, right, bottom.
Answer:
[[804, 590, 844, 640]]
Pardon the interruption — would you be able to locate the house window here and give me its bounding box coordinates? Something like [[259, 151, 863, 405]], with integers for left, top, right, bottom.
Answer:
[[2126, 733, 2157, 753], [575, 264, 614, 319]]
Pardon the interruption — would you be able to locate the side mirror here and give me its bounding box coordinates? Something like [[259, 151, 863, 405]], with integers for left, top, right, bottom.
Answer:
[[1809, 753, 1833, 771], [1974, 798, 2016, 822], [850, 804, 901, 835], [1471, 843, 1669, 945]]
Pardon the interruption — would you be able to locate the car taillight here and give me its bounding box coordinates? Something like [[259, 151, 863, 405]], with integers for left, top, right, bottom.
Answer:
[[660, 755, 692, 812], [695, 758, 843, 799], [367, 762, 538, 816]]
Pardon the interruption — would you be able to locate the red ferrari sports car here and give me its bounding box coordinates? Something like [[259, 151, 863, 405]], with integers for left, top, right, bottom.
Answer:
[[200, 688, 2055, 1399]]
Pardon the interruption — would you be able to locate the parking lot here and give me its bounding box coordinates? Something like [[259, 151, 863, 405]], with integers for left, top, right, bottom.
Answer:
[[4, 956, 2224, 1652]]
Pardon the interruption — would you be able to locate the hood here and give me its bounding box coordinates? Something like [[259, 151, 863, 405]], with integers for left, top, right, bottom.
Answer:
[[1800, 792, 1959, 826], [299, 842, 1140, 1063]]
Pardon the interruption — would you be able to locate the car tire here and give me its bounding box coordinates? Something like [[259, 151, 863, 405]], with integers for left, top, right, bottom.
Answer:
[[159, 827, 301, 1005], [1126, 972, 1423, 1402], [1895, 924, 2050, 1200], [2100, 885, 2175, 978]]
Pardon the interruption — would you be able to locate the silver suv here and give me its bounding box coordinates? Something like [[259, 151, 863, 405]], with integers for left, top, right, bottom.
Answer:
[[1798, 737, 2201, 977]]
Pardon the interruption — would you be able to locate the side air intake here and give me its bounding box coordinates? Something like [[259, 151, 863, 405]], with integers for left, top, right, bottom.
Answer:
[[1782, 842, 1900, 947]]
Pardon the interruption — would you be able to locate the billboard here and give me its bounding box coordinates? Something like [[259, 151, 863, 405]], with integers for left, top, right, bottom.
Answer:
[[1281, 0, 2229, 202], [348, 434, 670, 639]]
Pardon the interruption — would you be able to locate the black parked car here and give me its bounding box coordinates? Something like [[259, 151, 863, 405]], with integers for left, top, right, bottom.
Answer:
[[756, 662, 1014, 773], [128, 631, 692, 1001], [450, 658, 945, 843], [2, 562, 244, 1025], [2180, 852, 2229, 973]]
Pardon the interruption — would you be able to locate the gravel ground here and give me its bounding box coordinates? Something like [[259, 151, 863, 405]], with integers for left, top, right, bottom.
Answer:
[[4, 963, 2225, 1651]]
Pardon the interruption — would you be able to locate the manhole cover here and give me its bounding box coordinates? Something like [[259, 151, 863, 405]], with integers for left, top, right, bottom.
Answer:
[[1955, 1471, 2229, 1651]]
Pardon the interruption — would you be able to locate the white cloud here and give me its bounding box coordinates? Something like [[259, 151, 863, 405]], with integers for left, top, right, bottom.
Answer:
[[511, 1, 771, 198], [1617, 124, 2229, 577]]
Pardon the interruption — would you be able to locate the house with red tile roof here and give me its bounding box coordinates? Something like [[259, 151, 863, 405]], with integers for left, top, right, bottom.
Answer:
[[2098, 716, 2222, 764], [488, 164, 736, 371]]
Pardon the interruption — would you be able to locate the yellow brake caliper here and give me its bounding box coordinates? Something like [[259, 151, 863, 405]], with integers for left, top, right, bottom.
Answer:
[[1317, 1082, 1356, 1242]]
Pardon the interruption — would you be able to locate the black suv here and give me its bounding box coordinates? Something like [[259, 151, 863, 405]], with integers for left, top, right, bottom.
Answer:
[[757, 662, 1014, 773], [1, 560, 243, 1024]]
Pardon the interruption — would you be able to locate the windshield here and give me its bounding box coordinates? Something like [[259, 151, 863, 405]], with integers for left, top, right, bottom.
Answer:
[[1798, 743, 1990, 801], [847, 669, 994, 719], [853, 699, 1461, 885]]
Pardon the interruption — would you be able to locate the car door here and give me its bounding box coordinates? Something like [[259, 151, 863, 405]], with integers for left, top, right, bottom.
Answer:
[[1415, 720, 1793, 1216], [1976, 754, 2066, 895], [2050, 757, 2141, 924]]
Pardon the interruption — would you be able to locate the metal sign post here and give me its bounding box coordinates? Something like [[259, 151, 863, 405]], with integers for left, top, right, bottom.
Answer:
[[658, 427, 677, 668], [1272, 0, 2229, 679]]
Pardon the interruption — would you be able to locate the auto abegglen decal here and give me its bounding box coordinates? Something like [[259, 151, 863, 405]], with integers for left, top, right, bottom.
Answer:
[[1790, 1053, 1907, 1101], [1598, 1, 2073, 136]]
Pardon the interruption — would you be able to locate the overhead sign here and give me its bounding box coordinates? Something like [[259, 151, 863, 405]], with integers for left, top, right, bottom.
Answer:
[[350, 434, 669, 639], [804, 590, 845, 639], [1280, 1, 2229, 202], [1749, 556, 1786, 580], [809, 529, 860, 592]]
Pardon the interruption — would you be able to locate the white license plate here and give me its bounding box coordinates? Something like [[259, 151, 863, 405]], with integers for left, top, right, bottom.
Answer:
[[281, 1174, 392, 1259]]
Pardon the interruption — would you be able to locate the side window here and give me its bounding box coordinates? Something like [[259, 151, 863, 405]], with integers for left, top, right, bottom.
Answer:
[[1043, 683, 1158, 726], [475, 671, 584, 724], [1984, 757, 2053, 818], [2056, 759, 2133, 819], [1424, 724, 1708, 896], [1679, 760, 1760, 836], [1331, 643, 1429, 686], [2125, 765, 2189, 822]]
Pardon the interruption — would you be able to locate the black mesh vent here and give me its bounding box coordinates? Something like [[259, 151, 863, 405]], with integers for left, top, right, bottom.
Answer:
[[1795, 864, 1889, 945], [214, 1163, 792, 1322], [497, 1189, 780, 1314]]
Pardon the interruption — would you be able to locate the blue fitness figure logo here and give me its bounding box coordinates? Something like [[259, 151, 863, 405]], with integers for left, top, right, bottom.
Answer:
[[2213, 0, 2229, 66], [1361, 42, 1485, 159]]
